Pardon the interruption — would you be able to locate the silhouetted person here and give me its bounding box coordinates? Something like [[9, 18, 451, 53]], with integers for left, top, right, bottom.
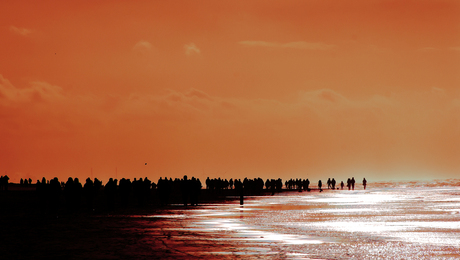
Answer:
[[84, 178, 95, 210], [94, 178, 102, 197], [133, 177, 142, 206], [105, 178, 117, 209], [64, 177, 74, 208], [119, 178, 132, 206], [1, 175, 9, 191], [49, 177, 61, 211], [351, 177, 355, 190], [340, 181, 344, 190], [276, 178, 281, 191], [206, 177, 211, 189], [190, 177, 201, 206], [234, 179, 243, 205], [318, 180, 322, 192], [362, 178, 367, 190], [347, 178, 351, 190], [270, 180, 276, 195], [71, 178, 83, 209], [181, 175, 189, 207], [157, 177, 171, 206], [331, 178, 336, 189], [143, 177, 152, 205]]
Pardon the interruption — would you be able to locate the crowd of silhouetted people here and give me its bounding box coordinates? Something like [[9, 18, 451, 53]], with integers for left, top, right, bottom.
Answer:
[[285, 178, 311, 191], [19, 178, 33, 185], [156, 176, 202, 207], [1, 174, 368, 213]]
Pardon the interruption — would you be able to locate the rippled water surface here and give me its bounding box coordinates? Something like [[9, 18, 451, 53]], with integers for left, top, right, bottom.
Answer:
[[133, 181, 460, 259]]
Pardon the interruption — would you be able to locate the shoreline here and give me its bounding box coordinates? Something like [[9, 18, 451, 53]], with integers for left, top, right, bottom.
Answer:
[[0, 185, 334, 259], [1, 184, 331, 216]]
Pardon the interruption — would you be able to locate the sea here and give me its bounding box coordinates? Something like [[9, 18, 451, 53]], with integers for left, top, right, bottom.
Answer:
[[132, 180, 460, 259]]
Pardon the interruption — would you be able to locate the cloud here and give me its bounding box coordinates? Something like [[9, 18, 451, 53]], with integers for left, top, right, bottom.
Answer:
[[431, 87, 446, 96], [9, 26, 31, 36], [184, 43, 201, 56], [313, 89, 348, 103], [2, 73, 460, 181], [239, 41, 335, 50], [0, 75, 64, 105], [28, 81, 65, 102], [0, 75, 17, 102], [132, 40, 153, 55], [185, 88, 213, 101]]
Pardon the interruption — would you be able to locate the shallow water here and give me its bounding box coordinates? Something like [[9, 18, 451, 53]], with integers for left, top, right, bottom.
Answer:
[[133, 181, 460, 259]]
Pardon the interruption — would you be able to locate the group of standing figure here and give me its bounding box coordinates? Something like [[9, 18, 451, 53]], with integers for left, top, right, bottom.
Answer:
[[157, 175, 202, 207], [318, 177, 367, 191]]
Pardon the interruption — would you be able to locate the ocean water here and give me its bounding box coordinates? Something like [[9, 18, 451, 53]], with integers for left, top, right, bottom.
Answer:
[[135, 180, 460, 259]]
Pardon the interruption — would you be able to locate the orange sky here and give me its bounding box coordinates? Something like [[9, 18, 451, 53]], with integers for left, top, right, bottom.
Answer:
[[1, 0, 459, 183]]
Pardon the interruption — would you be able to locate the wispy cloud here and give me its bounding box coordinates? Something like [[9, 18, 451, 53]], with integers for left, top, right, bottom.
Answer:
[[133, 40, 153, 55], [2, 71, 460, 180], [0, 75, 64, 105], [9, 26, 31, 36], [239, 41, 335, 50], [184, 43, 201, 56]]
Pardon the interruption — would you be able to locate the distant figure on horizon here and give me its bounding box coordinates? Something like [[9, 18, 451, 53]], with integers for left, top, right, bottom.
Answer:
[[340, 181, 344, 190], [363, 178, 367, 190], [351, 177, 355, 190], [181, 175, 189, 207], [318, 180, 322, 192], [0, 175, 9, 191]]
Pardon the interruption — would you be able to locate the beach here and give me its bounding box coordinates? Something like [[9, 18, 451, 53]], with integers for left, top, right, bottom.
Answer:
[[1, 181, 460, 259]]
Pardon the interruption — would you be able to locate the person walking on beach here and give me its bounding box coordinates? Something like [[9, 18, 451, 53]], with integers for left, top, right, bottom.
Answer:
[[351, 177, 355, 190], [318, 180, 322, 192], [362, 178, 367, 190]]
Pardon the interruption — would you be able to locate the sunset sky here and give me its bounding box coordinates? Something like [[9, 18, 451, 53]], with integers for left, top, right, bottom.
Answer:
[[1, 0, 459, 183]]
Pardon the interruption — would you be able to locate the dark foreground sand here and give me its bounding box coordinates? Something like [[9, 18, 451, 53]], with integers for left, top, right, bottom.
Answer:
[[1, 187, 322, 259]]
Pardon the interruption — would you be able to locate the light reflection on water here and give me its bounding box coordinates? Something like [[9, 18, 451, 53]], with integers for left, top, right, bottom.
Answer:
[[134, 183, 460, 259]]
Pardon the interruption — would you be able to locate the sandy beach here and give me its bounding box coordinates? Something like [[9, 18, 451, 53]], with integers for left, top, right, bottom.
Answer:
[[2, 182, 460, 259], [0, 185, 321, 259]]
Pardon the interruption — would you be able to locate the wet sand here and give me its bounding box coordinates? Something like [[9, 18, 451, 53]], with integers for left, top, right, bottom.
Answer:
[[0, 187, 323, 259]]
